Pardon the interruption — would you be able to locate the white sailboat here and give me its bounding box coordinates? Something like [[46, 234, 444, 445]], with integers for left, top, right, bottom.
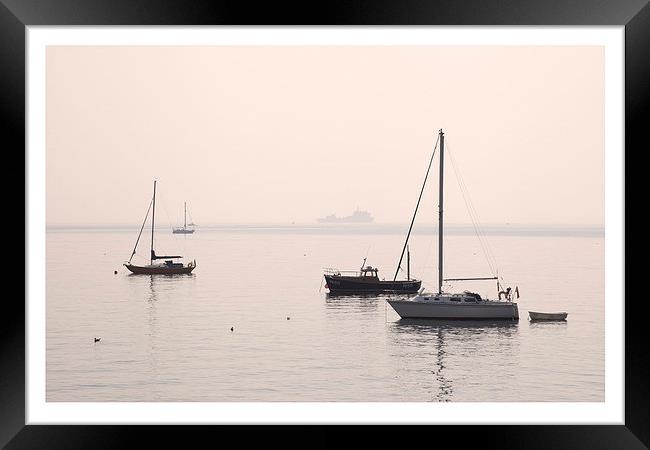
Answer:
[[387, 129, 519, 320]]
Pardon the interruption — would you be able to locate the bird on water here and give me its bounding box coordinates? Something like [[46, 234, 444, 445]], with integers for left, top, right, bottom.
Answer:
[[230, 327, 234, 332], [94, 337, 101, 343]]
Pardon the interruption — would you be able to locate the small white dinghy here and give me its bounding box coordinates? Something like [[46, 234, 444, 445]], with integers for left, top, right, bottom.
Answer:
[[528, 311, 567, 321]]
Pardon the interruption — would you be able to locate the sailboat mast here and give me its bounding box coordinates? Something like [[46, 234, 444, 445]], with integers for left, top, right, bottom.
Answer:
[[407, 246, 410, 281], [150, 180, 156, 265], [184, 202, 187, 229], [438, 129, 444, 295]]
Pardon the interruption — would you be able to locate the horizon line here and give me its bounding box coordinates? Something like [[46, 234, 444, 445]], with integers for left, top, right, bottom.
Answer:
[[45, 221, 605, 230]]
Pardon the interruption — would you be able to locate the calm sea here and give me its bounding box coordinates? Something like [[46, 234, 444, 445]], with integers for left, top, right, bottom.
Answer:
[[45, 224, 604, 402]]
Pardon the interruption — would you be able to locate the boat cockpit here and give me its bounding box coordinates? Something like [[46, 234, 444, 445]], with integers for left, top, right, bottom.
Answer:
[[417, 292, 484, 303], [359, 266, 379, 278], [164, 259, 184, 268]]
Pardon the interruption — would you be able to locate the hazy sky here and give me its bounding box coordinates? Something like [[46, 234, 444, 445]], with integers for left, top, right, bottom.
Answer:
[[46, 45, 604, 226]]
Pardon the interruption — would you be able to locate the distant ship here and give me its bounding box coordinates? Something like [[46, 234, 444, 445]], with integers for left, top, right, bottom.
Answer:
[[317, 209, 374, 223]]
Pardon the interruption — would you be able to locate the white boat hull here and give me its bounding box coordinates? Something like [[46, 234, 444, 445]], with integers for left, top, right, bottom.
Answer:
[[388, 299, 519, 320]]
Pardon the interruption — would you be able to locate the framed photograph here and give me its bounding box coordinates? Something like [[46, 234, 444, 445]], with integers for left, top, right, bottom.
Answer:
[[5, 0, 645, 447]]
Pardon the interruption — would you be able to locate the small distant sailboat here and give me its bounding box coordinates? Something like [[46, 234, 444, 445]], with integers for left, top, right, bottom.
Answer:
[[173, 202, 195, 234], [388, 129, 519, 320], [124, 181, 196, 275]]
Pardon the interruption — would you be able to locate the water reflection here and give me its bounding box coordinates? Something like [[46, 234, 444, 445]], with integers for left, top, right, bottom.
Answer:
[[324, 293, 384, 311], [145, 275, 158, 356], [324, 291, 408, 299], [325, 292, 387, 299], [389, 319, 519, 402], [433, 328, 451, 401], [148, 275, 158, 304], [528, 320, 568, 330], [393, 318, 520, 332]]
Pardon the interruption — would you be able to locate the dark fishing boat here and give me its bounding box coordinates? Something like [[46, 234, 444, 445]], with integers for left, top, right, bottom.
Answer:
[[172, 202, 195, 234], [124, 180, 196, 275], [324, 255, 421, 294]]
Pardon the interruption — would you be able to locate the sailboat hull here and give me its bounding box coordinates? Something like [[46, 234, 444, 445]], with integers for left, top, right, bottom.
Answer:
[[172, 229, 195, 234], [388, 299, 519, 320], [324, 275, 421, 294], [124, 264, 195, 275]]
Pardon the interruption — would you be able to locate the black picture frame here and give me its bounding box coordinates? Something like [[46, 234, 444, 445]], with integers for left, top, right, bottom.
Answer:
[[4, 0, 644, 448]]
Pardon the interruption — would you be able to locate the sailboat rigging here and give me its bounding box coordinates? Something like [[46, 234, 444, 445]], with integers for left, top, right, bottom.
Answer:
[[321, 135, 449, 295], [124, 181, 196, 275], [387, 129, 519, 320]]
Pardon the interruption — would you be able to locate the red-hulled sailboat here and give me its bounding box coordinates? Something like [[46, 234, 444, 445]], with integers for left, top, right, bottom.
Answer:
[[124, 180, 196, 275]]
